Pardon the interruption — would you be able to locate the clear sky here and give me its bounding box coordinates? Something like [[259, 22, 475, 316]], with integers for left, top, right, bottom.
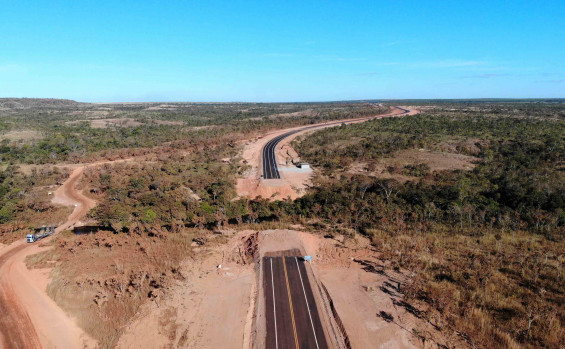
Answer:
[[1, 1, 564, 102]]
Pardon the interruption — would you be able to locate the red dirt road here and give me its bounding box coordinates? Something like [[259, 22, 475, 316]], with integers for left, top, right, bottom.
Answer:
[[0, 165, 99, 349], [0, 242, 42, 349]]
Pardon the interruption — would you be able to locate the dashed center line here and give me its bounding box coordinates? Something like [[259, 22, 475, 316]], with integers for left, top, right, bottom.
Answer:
[[283, 256, 300, 349]]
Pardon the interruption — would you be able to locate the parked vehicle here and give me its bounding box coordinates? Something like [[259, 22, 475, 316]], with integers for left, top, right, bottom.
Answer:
[[26, 225, 55, 243]]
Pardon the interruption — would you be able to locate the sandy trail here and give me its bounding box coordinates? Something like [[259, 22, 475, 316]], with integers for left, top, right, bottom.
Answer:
[[0, 158, 135, 349], [51, 166, 97, 230]]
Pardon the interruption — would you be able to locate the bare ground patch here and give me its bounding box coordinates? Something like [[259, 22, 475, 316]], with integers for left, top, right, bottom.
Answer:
[[26, 228, 197, 348], [0, 130, 43, 143], [150, 119, 184, 126], [268, 108, 318, 119], [348, 148, 480, 182], [144, 104, 179, 111], [117, 230, 257, 349]]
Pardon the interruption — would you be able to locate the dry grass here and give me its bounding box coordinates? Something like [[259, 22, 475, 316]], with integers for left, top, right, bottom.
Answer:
[[368, 228, 565, 349], [347, 148, 479, 182], [381, 148, 479, 172], [0, 130, 43, 143]]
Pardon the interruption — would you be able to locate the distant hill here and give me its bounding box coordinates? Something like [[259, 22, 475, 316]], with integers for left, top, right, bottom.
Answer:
[[0, 98, 80, 110]]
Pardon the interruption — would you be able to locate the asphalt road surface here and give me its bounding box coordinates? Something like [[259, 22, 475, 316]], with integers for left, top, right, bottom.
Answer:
[[263, 255, 329, 349], [261, 107, 410, 179]]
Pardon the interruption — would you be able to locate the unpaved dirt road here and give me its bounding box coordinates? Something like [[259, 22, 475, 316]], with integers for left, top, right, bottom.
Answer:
[[0, 241, 43, 349], [51, 166, 97, 231], [0, 161, 130, 349]]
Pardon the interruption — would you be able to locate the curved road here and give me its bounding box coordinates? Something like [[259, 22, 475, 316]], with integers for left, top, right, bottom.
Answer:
[[0, 165, 97, 349], [262, 106, 410, 179], [0, 160, 135, 349]]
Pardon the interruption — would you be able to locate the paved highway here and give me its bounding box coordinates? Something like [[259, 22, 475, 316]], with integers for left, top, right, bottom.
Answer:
[[261, 107, 410, 179], [263, 255, 328, 349]]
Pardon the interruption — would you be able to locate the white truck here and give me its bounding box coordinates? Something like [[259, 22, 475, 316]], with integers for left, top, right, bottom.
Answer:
[[26, 225, 55, 243]]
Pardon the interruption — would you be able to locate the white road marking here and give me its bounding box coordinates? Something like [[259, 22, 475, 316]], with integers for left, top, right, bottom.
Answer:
[[294, 257, 320, 349], [270, 258, 278, 349], [262, 107, 410, 179]]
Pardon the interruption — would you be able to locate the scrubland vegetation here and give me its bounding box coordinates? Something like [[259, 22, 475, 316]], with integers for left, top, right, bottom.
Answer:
[[0, 98, 379, 164], [3, 98, 564, 348], [1, 99, 385, 347], [286, 103, 565, 348], [0, 165, 71, 243], [0, 98, 381, 237]]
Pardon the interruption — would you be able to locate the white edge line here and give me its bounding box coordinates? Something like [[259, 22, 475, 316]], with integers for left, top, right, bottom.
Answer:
[[271, 140, 276, 178], [271, 258, 278, 349], [295, 257, 320, 349]]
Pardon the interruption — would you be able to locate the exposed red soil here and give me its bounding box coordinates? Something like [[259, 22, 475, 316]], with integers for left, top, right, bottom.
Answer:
[[0, 158, 137, 349]]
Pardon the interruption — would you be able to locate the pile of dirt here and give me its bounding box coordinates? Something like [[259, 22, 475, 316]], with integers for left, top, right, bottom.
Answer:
[[240, 231, 259, 264]]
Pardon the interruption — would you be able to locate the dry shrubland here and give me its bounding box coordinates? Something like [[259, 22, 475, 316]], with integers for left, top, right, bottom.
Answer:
[[281, 103, 565, 348], [0, 165, 72, 244], [4, 100, 565, 348]]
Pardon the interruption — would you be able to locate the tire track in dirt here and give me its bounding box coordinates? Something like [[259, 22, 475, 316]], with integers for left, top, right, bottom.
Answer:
[[0, 243, 42, 349]]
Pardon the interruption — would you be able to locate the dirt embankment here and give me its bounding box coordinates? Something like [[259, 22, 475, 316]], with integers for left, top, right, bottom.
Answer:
[[236, 106, 418, 200], [116, 231, 259, 349]]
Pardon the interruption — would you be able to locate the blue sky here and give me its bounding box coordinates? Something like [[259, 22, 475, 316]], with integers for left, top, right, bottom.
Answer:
[[1, 1, 564, 102]]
